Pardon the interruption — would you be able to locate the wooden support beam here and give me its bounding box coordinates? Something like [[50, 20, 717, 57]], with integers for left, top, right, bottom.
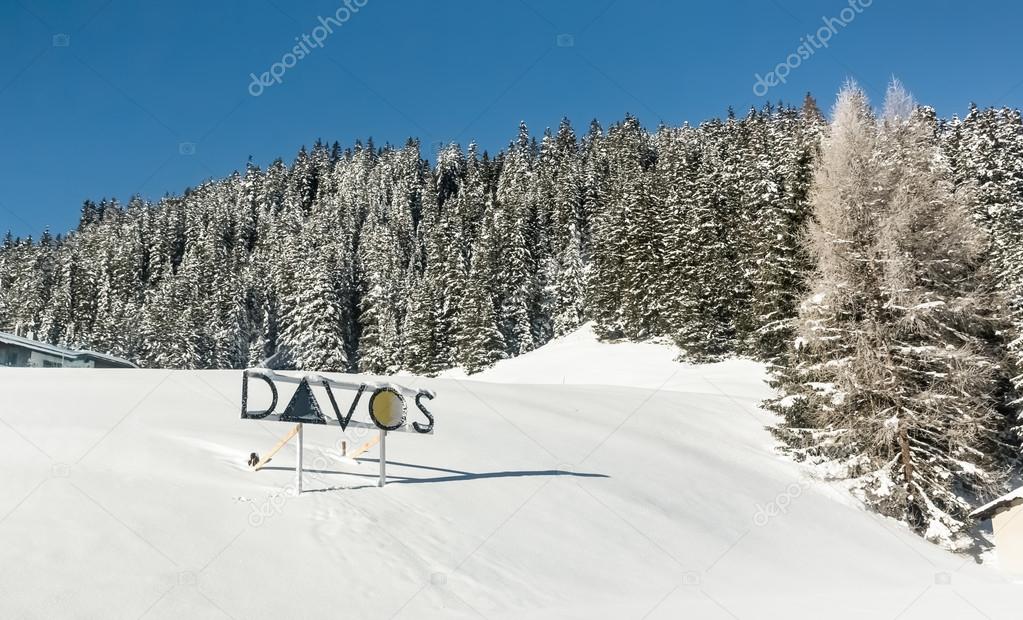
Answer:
[[251, 423, 301, 471], [347, 434, 381, 460]]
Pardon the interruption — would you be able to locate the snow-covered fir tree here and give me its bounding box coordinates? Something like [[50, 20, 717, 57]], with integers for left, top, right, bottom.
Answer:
[[946, 105, 1023, 422]]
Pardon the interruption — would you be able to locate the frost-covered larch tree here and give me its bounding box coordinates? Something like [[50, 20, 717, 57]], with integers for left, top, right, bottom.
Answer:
[[769, 80, 1018, 548]]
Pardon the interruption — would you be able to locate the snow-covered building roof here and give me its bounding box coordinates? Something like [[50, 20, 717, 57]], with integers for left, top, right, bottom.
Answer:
[[0, 331, 137, 368], [969, 487, 1023, 521]]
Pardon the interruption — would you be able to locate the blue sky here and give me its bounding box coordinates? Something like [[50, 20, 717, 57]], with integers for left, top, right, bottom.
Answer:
[[2, 0, 1021, 238]]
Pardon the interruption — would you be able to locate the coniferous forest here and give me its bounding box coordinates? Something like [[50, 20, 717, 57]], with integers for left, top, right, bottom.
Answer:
[[2, 81, 1022, 545]]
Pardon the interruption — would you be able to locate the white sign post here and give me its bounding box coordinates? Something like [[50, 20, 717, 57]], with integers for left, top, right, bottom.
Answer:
[[296, 423, 304, 493], [379, 430, 387, 487], [240, 368, 435, 492]]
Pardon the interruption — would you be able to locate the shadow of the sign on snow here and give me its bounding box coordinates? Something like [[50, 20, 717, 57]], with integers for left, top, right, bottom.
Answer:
[[261, 460, 608, 485]]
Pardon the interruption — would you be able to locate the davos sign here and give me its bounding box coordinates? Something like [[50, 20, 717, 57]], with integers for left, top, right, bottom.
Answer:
[[240, 368, 435, 489]]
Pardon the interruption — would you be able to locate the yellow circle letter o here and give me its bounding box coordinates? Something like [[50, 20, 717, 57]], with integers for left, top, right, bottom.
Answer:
[[369, 387, 407, 431]]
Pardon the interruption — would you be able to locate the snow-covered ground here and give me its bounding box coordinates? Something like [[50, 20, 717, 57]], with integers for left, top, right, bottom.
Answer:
[[1, 324, 1020, 619]]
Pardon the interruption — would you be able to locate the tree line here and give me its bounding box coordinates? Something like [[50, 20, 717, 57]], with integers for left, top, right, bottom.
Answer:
[[0, 99, 825, 372]]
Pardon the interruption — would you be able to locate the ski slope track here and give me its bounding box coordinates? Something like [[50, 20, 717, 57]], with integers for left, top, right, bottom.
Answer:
[[1, 324, 1020, 618]]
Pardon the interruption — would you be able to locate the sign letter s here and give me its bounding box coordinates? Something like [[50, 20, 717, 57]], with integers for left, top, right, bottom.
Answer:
[[413, 391, 435, 434]]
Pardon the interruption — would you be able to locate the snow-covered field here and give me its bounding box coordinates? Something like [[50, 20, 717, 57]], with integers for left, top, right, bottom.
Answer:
[[1, 325, 1020, 619]]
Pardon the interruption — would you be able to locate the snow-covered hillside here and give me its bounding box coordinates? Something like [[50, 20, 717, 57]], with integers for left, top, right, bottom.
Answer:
[[438, 323, 766, 396], [1, 325, 1020, 619]]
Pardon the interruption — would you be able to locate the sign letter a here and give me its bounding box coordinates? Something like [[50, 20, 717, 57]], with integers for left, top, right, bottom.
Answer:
[[279, 379, 327, 424]]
